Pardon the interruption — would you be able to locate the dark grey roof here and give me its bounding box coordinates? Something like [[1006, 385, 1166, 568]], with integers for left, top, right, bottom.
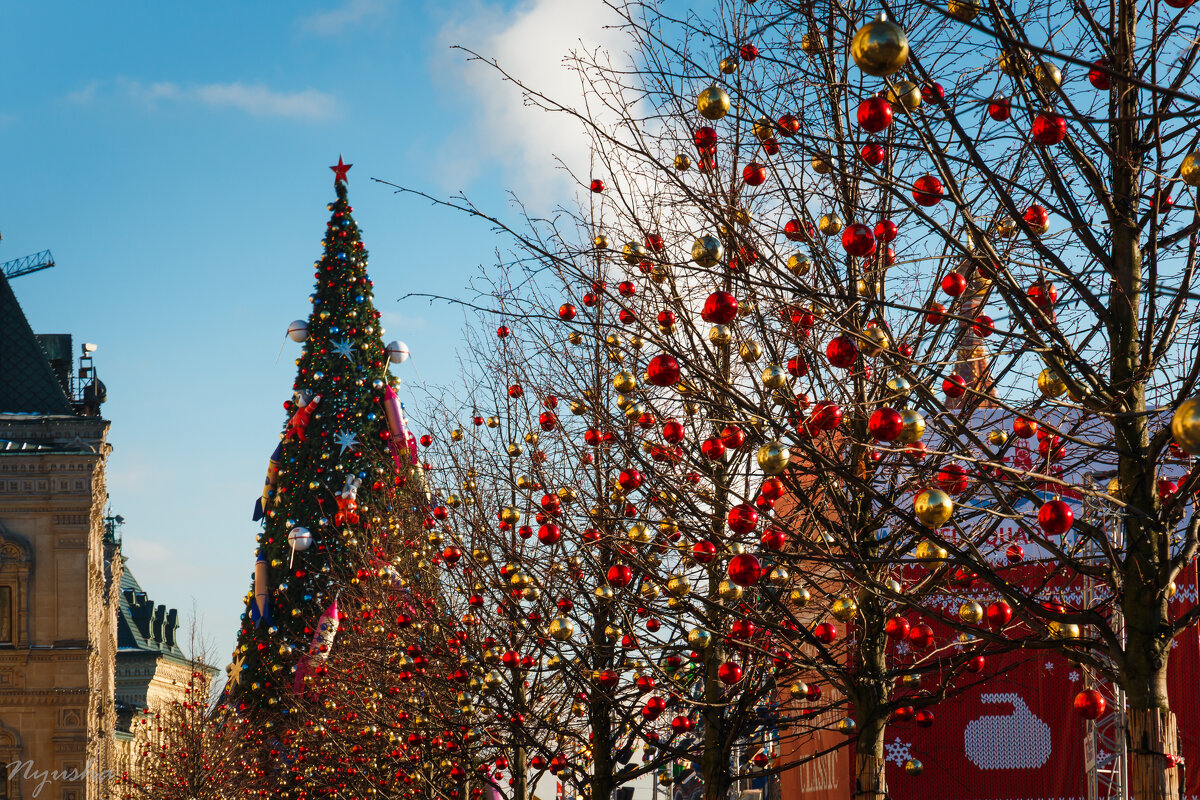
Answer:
[[0, 275, 73, 415], [117, 566, 185, 657]]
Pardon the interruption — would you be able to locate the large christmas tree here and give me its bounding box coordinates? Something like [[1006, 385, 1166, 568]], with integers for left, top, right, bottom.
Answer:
[[229, 159, 423, 717]]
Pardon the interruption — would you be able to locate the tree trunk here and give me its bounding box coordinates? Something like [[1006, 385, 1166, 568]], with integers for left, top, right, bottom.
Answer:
[[1127, 708, 1182, 800], [851, 713, 887, 800]]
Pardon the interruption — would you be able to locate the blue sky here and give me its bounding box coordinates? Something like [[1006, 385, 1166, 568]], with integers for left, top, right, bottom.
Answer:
[[2, 0, 624, 667]]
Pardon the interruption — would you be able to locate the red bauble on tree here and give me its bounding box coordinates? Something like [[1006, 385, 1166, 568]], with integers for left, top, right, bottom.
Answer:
[[941, 271, 968, 296], [987, 97, 1012, 121], [727, 553, 762, 586], [841, 223, 877, 257], [1038, 499, 1075, 535], [646, 354, 682, 387], [913, 174, 945, 206], [1032, 113, 1067, 145], [701, 291, 739, 324], [742, 162, 767, 186], [874, 218, 898, 243], [857, 96, 894, 132], [943, 374, 967, 398], [826, 335, 858, 368], [590, 178, 606, 193], [727, 504, 759, 534], [1074, 689, 1106, 719], [861, 143, 886, 166], [868, 407, 904, 442]]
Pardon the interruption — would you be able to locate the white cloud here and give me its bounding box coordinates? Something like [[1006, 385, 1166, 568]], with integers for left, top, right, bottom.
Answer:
[[298, 0, 393, 35], [124, 80, 337, 120], [64, 80, 101, 105], [434, 0, 629, 206]]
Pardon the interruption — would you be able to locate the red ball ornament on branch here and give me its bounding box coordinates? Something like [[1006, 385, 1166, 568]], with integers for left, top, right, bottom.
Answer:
[[868, 408, 904, 442], [717, 661, 744, 684], [884, 616, 910, 640], [1006, 544, 1025, 563], [1024, 204, 1051, 233], [1038, 499, 1074, 535], [857, 96, 894, 132], [912, 174, 945, 206], [813, 623, 838, 644], [662, 419, 685, 444], [607, 564, 633, 587], [740, 43, 759, 60], [941, 271, 967, 296], [986, 601, 1013, 628], [497, 325, 511, 338], [694, 126, 719, 151], [987, 97, 1012, 121], [693, 540, 718, 563], [908, 623, 935, 649], [1088, 60, 1112, 90], [784, 218, 812, 241], [875, 219, 898, 243], [826, 335, 858, 368], [841, 223, 877, 257], [728, 504, 759, 534], [1073, 689, 1106, 719], [861, 143, 887, 166], [1032, 113, 1067, 145], [943, 374, 967, 398], [558, 303, 577, 320], [590, 179, 606, 193], [702, 291, 739, 324], [646, 354, 682, 387], [727, 553, 762, 586], [761, 527, 787, 550], [742, 162, 768, 186]]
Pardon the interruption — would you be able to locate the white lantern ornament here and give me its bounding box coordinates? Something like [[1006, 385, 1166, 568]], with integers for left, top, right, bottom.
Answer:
[[287, 320, 309, 343], [288, 526, 313, 566], [385, 340, 410, 364]]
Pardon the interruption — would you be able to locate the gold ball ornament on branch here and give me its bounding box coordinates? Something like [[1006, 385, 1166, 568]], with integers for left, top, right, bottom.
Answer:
[[914, 488, 954, 526], [1171, 397, 1200, 454], [1037, 368, 1068, 398], [1181, 153, 1200, 187], [692, 235, 724, 267], [851, 13, 910, 77], [818, 213, 843, 236], [947, 0, 979, 20], [788, 253, 813, 276], [697, 85, 731, 120], [758, 440, 791, 475], [674, 153, 692, 171], [888, 79, 922, 110]]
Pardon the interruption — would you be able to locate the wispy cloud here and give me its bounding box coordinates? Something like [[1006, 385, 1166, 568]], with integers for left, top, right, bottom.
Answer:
[[126, 80, 337, 119], [65, 79, 338, 120], [298, 0, 393, 35]]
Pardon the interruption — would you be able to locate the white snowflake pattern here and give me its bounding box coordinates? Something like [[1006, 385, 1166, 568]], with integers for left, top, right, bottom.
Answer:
[[1044, 660, 1055, 671], [884, 739, 912, 767], [895, 641, 911, 656], [1068, 670, 1080, 683]]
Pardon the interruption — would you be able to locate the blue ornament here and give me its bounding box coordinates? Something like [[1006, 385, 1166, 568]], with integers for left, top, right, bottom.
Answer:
[[355, 294, 365, 303], [304, 593, 313, 602], [366, 412, 377, 421]]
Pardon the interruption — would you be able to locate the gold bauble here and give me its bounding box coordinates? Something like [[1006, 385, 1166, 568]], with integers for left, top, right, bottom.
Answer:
[[761, 365, 789, 390], [697, 85, 731, 120], [835, 718, 857, 734], [801, 31, 821, 54], [594, 234, 610, 249], [818, 213, 843, 236], [988, 430, 1009, 446], [709, 324, 732, 344], [831, 595, 859, 622], [623, 241, 649, 265], [811, 154, 833, 174], [524, 431, 539, 444], [753, 117, 775, 141], [641, 583, 661, 600], [914, 488, 954, 526], [1171, 396, 1200, 454], [913, 538, 949, 563], [904, 759, 924, 776], [507, 442, 523, 457], [851, 13, 910, 77], [486, 415, 500, 427], [1181, 152, 1200, 187], [739, 340, 763, 362], [450, 428, 464, 441], [674, 153, 692, 171], [718, 580, 744, 600], [691, 235, 724, 267], [628, 523, 651, 543], [613, 371, 637, 392], [568, 331, 584, 345], [897, 409, 926, 443], [996, 217, 1018, 238], [958, 600, 984, 624], [594, 585, 615, 601], [719, 56, 739, 75], [757, 440, 791, 475], [861, 327, 890, 356], [788, 253, 813, 276], [1037, 368, 1067, 399], [1048, 621, 1081, 640], [500, 506, 520, 525], [768, 565, 790, 585], [666, 575, 692, 597], [998, 50, 1026, 77], [947, 0, 979, 20], [887, 80, 922, 111], [887, 377, 912, 397], [559, 486, 578, 502], [1035, 62, 1062, 90], [789, 681, 809, 697], [687, 628, 713, 648], [624, 403, 645, 422]]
